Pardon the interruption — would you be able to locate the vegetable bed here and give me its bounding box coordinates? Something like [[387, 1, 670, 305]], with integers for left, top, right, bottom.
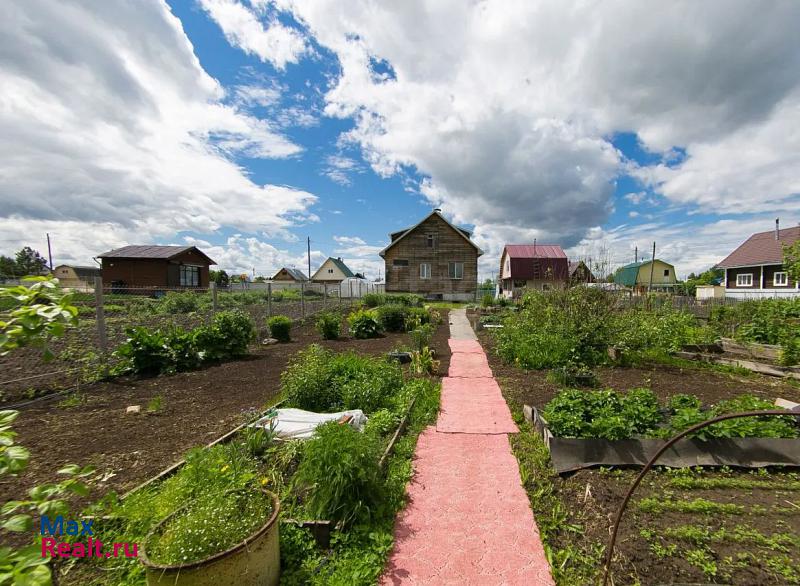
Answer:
[[528, 389, 800, 473]]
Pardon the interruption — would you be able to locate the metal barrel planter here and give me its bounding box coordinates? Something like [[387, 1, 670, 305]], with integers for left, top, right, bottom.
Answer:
[[141, 490, 280, 586]]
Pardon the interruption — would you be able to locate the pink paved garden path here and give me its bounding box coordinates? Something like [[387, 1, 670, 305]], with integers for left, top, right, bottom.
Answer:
[[381, 309, 554, 585]]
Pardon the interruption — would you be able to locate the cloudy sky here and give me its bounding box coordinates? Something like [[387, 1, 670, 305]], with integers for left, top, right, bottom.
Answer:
[[2, 1, 799, 280]]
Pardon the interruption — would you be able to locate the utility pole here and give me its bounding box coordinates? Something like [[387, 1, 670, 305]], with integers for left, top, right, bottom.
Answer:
[[634, 245, 638, 264], [46, 233, 53, 271], [647, 242, 656, 293], [307, 237, 311, 282]]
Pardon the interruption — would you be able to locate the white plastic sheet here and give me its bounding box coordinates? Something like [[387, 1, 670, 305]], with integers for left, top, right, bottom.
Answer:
[[250, 408, 368, 439]]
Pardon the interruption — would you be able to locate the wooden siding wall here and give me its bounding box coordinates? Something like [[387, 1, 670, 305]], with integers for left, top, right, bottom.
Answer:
[[101, 250, 210, 289], [727, 264, 796, 289], [384, 214, 479, 295]]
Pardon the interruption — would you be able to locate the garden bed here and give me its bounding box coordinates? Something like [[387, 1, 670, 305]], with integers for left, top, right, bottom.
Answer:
[[527, 406, 800, 474], [0, 312, 451, 510]]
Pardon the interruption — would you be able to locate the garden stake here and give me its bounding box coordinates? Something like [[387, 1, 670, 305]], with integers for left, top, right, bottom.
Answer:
[[601, 409, 800, 586]]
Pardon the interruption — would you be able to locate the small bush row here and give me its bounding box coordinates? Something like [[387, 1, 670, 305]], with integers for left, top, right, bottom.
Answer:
[[542, 388, 799, 440], [361, 293, 423, 308], [116, 310, 254, 375]]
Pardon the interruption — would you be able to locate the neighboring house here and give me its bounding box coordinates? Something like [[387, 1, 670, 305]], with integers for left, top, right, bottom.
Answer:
[[311, 257, 354, 283], [52, 264, 101, 288], [380, 209, 483, 301], [97, 245, 216, 292], [715, 221, 799, 299], [568, 260, 595, 284], [272, 267, 308, 282], [613, 259, 677, 293], [499, 244, 568, 299]]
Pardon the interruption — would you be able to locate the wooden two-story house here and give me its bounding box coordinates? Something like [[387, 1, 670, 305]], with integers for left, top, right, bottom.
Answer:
[[379, 209, 483, 301], [716, 220, 799, 298]]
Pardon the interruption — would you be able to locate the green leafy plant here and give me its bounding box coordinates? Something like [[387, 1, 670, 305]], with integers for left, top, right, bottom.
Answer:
[[316, 312, 341, 340], [146, 394, 165, 414], [0, 277, 78, 359], [348, 309, 382, 339], [365, 409, 400, 438], [481, 293, 494, 307], [410, 347, 439, 375], [294, 422, 383, 526], [242, 423, 277, 459], [1, 410, 94, 585], [267, 315, 292, 342], [375, 305, 408, 332], [408, 323, 435, 352], [281, 345, 403, 413]]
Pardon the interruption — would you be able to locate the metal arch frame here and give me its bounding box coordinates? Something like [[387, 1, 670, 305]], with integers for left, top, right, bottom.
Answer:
[[602, 409, 800, 586]]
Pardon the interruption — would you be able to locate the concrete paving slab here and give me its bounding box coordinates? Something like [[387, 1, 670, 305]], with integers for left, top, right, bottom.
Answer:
[[448, 339, 485, 354], [448, 351, 493, 378]]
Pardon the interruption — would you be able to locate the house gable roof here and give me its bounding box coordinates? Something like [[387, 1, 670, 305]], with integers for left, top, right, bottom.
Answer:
[[716, 226, 800, 268], [312, 257, 355, 279], [97, 245, 216, 265], [380, 210, 483, 257], [273, 267, 308, 281], [502, 244, 567, 260]]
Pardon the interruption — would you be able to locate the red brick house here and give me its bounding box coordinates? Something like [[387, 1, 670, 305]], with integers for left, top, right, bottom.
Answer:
[[716, 220, 799, 298], [499, 243, 568, 298], [97, 245, 216, 293]]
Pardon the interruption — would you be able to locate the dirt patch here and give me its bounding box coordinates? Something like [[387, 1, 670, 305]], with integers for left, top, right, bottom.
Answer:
[[0, 311, 450, 508], [555, 467, 800, 585], [478, 330, 800, 409]]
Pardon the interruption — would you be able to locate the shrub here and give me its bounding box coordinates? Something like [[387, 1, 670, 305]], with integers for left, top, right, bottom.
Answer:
[[281, 345, 402, 412], [362, 293, 422, 308], [409, 323, 435, 352], [210, 310, 254, 357], [404, 307, 431, 329], [267, 315, 292, 342], [316, 312, 341, 340], [376, 305, 408, 332], [362, 293, 385, 308], [116, 327, 175, 375], [294, 422, 383, 525], [348, 309, 382, 339], [481, 293, 494, 307]]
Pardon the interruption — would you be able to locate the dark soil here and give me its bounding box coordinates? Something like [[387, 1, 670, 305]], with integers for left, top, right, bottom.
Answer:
[[478, 330, 800, 409], [0, 311, 451, 511]]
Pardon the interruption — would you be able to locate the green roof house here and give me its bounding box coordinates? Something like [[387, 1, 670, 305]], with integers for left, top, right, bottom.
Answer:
[[614, 259, 677, 293]]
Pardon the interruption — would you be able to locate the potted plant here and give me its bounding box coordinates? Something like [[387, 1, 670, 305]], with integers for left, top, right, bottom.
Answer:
[[141, 489, 280, 586]]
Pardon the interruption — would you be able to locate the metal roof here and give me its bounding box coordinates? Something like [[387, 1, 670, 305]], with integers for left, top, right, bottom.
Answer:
[[96, 245, 216, 264], [613, 259, 675, 287], [503, 244, 567, 259], [328, 257, 355, 278], [716, 226, 800, 268], [273, 267, 308, 281]]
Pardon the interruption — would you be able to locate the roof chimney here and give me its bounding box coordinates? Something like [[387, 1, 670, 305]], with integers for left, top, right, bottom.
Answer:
[[776, 218, 780, 240]]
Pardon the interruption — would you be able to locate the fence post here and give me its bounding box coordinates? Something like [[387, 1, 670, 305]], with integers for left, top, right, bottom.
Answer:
[[210, 281, 217, 314], [94, 277, 108, 372], [323, 283, 328, 307], [301, 282, 306, 319], [349, 280, 353, 305], [267, 282, 272, 318]]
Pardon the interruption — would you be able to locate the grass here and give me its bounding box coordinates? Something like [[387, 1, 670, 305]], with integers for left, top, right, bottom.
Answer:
[[637, 496, 745, 515]]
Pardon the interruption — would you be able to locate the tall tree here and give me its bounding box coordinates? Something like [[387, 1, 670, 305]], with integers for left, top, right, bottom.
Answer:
[[14, 247, 49, 276], [0, 255, 16, 278], [783, 241, 800, 284]]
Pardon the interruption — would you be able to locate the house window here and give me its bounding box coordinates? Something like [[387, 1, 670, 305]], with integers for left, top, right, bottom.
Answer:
[[774, 272, 788, 286], [513, 280, 527, 288], [448, 262, 464, 279], [393, 259, 409, 267], [736, 273, 753, 287], [327, 268, 334, 274], [180, 265, 200, 287], [420, 263, 431, 279], [663, 269, 670, 277], [426, 234, 437, 248]]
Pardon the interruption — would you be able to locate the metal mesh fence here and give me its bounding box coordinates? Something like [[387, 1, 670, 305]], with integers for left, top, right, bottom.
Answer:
[[0, 280, 358, 399]]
